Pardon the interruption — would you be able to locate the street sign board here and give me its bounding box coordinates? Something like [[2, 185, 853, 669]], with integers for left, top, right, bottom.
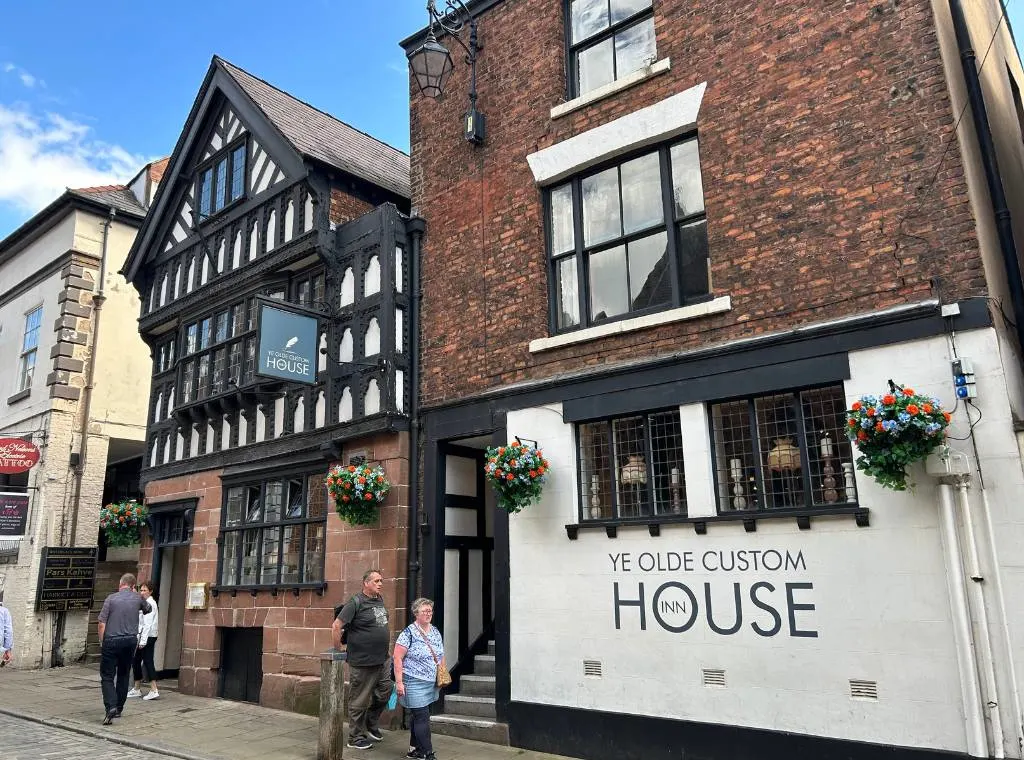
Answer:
[[35, 546, 98, 612], [0, 492, 29, 538], [0, 438, 40, 474], [256, 302, 319, 385]]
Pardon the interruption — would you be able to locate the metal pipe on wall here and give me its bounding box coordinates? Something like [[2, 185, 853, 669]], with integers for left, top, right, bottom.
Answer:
[[955, 480, 1005, 757], [405, 217, 426, 611], [938, 481, 988, 757]]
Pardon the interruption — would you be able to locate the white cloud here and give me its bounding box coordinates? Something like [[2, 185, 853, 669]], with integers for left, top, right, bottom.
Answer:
[[2, 63, 14, 73], [3, 62, 44, 89], [0, 103, 148, 214], [19, 72, 36, 88]]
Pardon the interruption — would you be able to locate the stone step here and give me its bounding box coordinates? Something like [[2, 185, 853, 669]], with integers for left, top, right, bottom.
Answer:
[[459, 674, 496, 697], [443, 694, 496, 719], [429, 714, 509, 745], [487, 640, 495, 656], [474, 653, 496, 676]]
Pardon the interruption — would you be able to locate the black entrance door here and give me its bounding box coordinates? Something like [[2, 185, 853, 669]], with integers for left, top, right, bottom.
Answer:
[[220, 628, 263, 703]]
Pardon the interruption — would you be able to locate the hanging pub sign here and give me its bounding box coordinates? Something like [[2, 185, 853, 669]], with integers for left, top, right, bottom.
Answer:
[[0, 493, 29, 538], [256, 301, 319, 385], [35, 546, 98, 612], [0, 438, 40, 474]]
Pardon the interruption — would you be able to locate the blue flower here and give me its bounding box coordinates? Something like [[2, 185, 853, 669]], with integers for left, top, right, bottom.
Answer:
[[861, 418, 873, 429], [882, 420, 898, 432], [898, 412, 911, 423]]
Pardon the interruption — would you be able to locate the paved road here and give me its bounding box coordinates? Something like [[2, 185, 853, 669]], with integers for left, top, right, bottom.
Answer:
[[0, 712, 175, 759]]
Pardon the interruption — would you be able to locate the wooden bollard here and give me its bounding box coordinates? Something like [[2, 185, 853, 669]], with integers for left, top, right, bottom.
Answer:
[[318, 649, 348, 760]]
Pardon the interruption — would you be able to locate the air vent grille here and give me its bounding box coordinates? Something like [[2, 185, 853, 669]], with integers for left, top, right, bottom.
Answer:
[[583, 660, 602, 677], [702, 668, 726, 687], [849, 679, 878, 700]]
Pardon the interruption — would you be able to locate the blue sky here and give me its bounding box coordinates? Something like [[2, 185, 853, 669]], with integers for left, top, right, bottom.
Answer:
[[0, 2, 1022, 239]]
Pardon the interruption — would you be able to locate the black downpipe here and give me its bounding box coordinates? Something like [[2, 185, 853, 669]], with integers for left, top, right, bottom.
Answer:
[[949, 0, 1024, 354], [406, 217, 426, 612]]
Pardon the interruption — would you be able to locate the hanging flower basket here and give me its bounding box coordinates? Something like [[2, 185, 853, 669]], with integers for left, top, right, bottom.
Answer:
[[100, 500, 148, 547], [326, 463, 391, 526], [845, 383, 952, 491], [484, 440, 550, 514]]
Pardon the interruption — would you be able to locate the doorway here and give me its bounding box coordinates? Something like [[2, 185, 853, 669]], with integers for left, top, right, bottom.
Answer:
[[436, 439, 494, 682], [148, 501, 194, 677], [220, 627, 263, 703]]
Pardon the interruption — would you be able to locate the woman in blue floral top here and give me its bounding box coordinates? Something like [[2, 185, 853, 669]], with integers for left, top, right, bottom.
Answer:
[[394, 597, 445, 760]]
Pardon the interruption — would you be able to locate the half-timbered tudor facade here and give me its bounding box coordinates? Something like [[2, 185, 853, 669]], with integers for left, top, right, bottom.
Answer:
[[123, 57, 412, 712], [404, 1, 1024, 759]]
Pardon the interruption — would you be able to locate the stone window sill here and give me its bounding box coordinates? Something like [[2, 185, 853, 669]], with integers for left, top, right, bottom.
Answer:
[[529, 295, 732, 354], [565, 505, 870, 539], [551, 58, 672, 120], [6, 388, 30, 406]]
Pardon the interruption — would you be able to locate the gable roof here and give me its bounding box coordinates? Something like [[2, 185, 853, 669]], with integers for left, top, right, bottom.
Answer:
[[217, 58, 410, 200], [123, 56, 410, 282], [71, 185, 148, 217]]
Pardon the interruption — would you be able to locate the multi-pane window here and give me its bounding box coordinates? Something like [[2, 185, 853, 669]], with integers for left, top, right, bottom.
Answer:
[[197, 140, 246, 221], [156, 340, 176, 374], [568, 0, 655, 98], [17, 306, 42, 392], [292, 271, 325, 308], [578, 409, 685, 520], [219, 474, 328, 588], [177, 302, 254, 406], [710, 385, 857, 513], [547, 136, 709, 331]]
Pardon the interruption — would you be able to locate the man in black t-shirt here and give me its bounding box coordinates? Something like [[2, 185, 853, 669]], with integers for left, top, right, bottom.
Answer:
[[333, 569, 393, 750]]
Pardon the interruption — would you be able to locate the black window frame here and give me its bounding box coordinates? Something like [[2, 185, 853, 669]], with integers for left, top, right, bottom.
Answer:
[[708, 383, 859, 515], [195, 136, 247, 224], [564, 0, 656, 100], [576, 407, 687, 523], [216, 471, 328, 591], [544, 135, 710, 334]]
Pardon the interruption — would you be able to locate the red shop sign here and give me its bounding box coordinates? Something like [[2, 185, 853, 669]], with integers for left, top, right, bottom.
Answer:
[[0, 438, 41, 474]]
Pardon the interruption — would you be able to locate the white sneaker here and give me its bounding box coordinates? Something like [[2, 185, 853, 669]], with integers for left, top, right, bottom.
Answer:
[[126, 688, 142, 698], [143, 691, 160, 701]]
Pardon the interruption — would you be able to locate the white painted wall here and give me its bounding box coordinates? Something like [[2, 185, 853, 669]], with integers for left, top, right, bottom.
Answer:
[[504, 327, 1024, 756]]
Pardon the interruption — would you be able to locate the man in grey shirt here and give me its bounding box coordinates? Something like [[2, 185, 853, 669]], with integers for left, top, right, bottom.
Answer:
[[97, 573, 148, 724]]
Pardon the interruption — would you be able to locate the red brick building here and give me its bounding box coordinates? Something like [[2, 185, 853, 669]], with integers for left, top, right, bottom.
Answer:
[[123, 57, 413, 712], [403, 1, 1024, 758]]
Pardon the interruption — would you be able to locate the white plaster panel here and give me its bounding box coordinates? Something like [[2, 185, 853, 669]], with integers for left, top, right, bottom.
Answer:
[[445, 454, 478, 497], [502, 327, 1024, 754], [526, 82, 707, 186], [445, 506, 478, 537], [444, 549, 460, 666]]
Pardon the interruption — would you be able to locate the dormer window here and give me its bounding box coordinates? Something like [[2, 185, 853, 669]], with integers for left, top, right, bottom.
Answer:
[[197, 142, 247, 222]]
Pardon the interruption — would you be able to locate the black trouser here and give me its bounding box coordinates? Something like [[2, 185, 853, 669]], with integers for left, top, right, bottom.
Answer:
[[132, 638, 157, 683], [410, 706, 433, 756], [100, 636, 137, 714]]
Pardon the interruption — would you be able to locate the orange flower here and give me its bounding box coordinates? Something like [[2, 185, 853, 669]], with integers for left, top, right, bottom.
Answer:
[[536, 450, 543, 458], [857, 430, 868, 441], [867, 407, 876, 416], [358, 476, 366, 484], [943, 411, 952, 422], [498, 447, 505, 455], [506, 474, 514, 481], [495, 469, 503, 478], [847, 418, 857, 428], [344, 482, 352, 490], [348, 465, 356, 473], [119, 516, 125, 523], [365, 493, 373, 501], [342, 495, 350, 503], [923, 403, 933, 413], [510, 460, 518, 468], [907, 404, 919, 415], [903, 388, 915, 396], [882, 394, 896, 406], [529, 470, 537, 478], [377, 476, 385, 483], [851, 401, 862, 411], [511, 441, 520, 448], [875, 422, 884, 432], [489, 457, 497, 464], [538, 466, 546, 475]]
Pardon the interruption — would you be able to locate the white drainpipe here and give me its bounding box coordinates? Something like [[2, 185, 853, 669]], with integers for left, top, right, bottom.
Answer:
[[937, 481, 988, 757], [955, 480, 1005, 757]]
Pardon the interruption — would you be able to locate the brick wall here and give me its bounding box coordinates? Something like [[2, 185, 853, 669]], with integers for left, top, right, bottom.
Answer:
[[329, 188, 374, 226], [410, 0, 984, 407], [139, 431, 409, 715]]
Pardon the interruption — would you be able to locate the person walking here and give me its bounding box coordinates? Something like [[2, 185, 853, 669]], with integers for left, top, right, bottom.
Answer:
[[393, 598, 445, 760], [97, 573, 149, 724], [127, 580, 160, 701], [0, 591, 13, 668], [332, 569, 393, 751]]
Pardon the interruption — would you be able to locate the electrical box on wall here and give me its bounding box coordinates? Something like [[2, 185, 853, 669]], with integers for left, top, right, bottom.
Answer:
[[951, 357, 977, 399]]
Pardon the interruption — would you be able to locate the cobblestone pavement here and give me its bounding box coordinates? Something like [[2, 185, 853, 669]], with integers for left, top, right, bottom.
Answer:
[[0, 665, 576, 760], [0, 711, 175, 759]]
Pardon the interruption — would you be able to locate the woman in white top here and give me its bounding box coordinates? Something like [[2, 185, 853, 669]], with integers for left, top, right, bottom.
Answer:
[[127, 580, 160, 700]]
